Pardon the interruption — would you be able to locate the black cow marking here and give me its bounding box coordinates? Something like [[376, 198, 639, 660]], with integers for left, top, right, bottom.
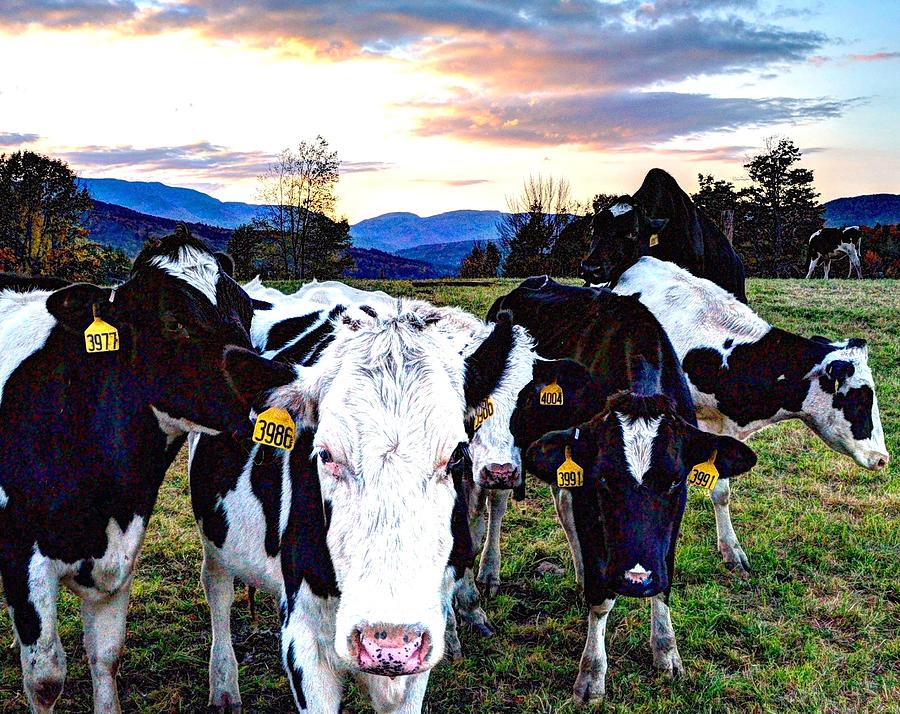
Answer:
[[274, 318, 336, 366], [834, 386, 874, 440], [723, 338, 733, 349], [266, 313, 320, 351], [75, 560, 95, 589], [285, 641, 307, 709]]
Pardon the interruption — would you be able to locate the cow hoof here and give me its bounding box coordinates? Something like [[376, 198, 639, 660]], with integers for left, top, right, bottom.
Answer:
[[572, 673, 604, 708], [471, 619, 494, 638], [476, 577, 500, 598], [209, 693, 242, 713], [653, 648, 684, 679], [720, 544, 750, 578]]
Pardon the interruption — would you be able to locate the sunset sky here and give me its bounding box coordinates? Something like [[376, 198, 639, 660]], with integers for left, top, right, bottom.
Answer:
[[1, 1, 898, 222]]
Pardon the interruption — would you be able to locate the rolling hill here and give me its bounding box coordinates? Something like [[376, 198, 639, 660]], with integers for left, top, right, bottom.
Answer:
[[350, 210, 506, 252], [823, 194, 900, 227], [396, 239, 505, 276]]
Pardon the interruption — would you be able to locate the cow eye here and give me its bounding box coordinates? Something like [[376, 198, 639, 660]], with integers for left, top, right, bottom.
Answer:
[[319, 449, 333, 464], [162, 315, 188, 337]]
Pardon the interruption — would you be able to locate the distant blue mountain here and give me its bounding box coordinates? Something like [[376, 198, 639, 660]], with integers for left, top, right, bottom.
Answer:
[[78, 178, 264, 228], [823, 194, 900, 228], [350, 210, 506, 252], [395, 239, 505, 277]]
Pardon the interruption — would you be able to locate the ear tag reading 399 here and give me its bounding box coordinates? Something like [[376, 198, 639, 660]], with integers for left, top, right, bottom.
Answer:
[[649, 233, 660, 247], [557, 445, 583, 488], [473, 396, 495, 431], [688, 449, 719, 491], [539, 379, 564, 406], [252, 407, 296, 451], [84, 305, 119, 353]]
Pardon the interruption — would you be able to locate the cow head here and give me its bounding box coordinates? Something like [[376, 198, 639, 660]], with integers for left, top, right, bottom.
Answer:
[[46, 229, 256, 437], [805, 338, 888, 470], [224, 304, 515, 677], [526, 392, 756, 597], [581, 197, 668, 286]]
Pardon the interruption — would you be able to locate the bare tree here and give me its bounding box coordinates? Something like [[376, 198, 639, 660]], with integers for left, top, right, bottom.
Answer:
[[256, 136, 340, 279], [499, 174, 574, 277]]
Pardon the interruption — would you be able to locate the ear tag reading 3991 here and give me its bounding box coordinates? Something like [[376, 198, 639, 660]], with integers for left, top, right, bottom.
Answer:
[[252, 407, 296, 451], [540, 379, 564, 406], [649, 233, 660, 247], [84, 305, 119, 353], [557, 445, 583, 488], [688, 449, 719, 491], [473, 396, 495, 431]]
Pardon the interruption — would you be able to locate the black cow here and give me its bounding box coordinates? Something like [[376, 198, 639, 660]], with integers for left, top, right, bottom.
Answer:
[[806, 226, 863, 279], [0, 229, 262, 713], [488, 278, 756, 704], [580, 168, 748, 302]]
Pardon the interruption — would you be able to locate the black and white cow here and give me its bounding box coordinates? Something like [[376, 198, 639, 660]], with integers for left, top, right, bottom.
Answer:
[[488, 278, 757, 704], [580, 168, 748, 303], [0, 229, 261, 713], [615, 256, 889, 574], [189, 293, 518, 712], [806, 226, 863, 279]]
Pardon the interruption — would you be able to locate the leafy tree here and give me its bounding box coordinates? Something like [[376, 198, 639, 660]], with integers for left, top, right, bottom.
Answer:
[[304, 214, 355, 279], [693, 175, 740, 232], [483, 242, 502, 277], [227, 223, 268, 280], [459, 242, 486, 278], [256, 136, 341, 279], [0, 151, 92, 274], [500, 175, 574, 277]]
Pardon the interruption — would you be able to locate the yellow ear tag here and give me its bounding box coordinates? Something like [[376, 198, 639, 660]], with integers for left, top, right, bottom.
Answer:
[[649, 233, 660, 247], [539, 379, 564, 406], [557, 445, 583, 488], [84, 306, 119, 353], [473, 396, 495, 431], [688, 449, 719, 491], [252, 407, 296, 451]]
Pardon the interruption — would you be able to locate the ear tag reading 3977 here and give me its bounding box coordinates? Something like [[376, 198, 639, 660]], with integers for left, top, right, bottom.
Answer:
[[688, 449, 719, 491], [252, 407, 296, 451], [557, 445, 583, 488], [539, 379, 564, 406], [473, 396, 495, 431], [84, 305, 119, 353]]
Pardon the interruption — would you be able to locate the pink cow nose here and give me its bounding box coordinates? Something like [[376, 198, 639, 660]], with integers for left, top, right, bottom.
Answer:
[[351, 624, 431, 676], [873, 453, 889, 470], [480, 463, 520, 489]]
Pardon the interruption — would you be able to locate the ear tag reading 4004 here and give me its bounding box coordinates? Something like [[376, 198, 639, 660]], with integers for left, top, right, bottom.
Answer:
[[557, 445, 583, 488], [252, 407, 296, 451], [539, 379, 564, 406], [688, 449, 719, 491], [84, 305, 119, 353], [473, 396, 495, 431]]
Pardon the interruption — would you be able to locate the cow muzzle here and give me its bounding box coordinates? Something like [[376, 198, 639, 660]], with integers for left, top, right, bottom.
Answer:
[[350, 623, 432, 676], [865, 451, 890, 471], [579, 261, 605, 285], [479, 463, 520, 489]]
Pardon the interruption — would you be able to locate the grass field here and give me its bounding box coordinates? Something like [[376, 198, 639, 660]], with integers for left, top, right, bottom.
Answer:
[[1, 279, 898, 713]]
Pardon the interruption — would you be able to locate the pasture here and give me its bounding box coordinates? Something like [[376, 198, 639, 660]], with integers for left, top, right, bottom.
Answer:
[[1, 278, 898, 713]]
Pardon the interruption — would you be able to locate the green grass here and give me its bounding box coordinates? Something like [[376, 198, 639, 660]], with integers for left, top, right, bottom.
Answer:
[[2, 279, 899, 712]]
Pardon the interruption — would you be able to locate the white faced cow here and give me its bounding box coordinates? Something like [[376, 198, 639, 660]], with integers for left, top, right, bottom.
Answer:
[[806, 226, 864, 279], [615, 256, 889, 574], [0, 229, 261, 714], [189, 296, 517, 712]]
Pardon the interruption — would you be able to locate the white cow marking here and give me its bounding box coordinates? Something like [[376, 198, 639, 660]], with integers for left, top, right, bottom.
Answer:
[[151, 246, 220, 306], [617, 414, 661, 483], [609, 202, 633, 217], [0, 485, 7, 508], [0, 290, 56, 405]]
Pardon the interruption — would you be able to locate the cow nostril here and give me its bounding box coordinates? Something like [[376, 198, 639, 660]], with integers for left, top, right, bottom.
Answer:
[[876, 456, 888, 470]]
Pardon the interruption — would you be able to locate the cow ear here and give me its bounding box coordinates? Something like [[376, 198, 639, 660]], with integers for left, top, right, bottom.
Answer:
[[45, 283, 113, 331], [214, 252, 235, 277], [223, 346, 298, 406], [649, 217, 669, 234], [825, 359, 855, 386], [685, 427, 757, 480], [525, 425, 597, 486], [464, 310, 514, 411], [847, 337, 867, 352]]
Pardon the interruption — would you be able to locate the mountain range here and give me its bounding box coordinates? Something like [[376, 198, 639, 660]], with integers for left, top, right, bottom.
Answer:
[[78, 177, 900, 277]]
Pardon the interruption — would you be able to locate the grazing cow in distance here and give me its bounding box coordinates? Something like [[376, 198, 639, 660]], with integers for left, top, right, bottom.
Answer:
[[806, 226, 863, 279], [189, 298, 517, 712], [0, 229, 262, 714], [614, 256, 889, 574], [488, 278, 757, 704], [580, 168, 747, 302]]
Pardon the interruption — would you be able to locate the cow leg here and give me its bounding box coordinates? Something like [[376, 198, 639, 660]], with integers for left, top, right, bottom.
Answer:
[[551, 485, 584, 588], [805, 256, 819, 279], [81, 579, 132, 714], [201, 549, 241, 712], [845, 244, 862, 278], [443, 600, 462, 661], [453, 569, 494, 637], [364, 671, 430, 713], [823, 260, 831, 279], [572, 598, 616, 707], [710, 477, 749, 576], [476, 489, 509, 597], [4, 554, 67, 713], [282, 595, 344, 713], [650, 594, 683, 678]]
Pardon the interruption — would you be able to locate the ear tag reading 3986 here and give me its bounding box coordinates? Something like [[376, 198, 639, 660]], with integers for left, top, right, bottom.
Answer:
[[688, 449, 719, 491], [84, 305, 119, 353], [473, 396, 495, 431], [557, 445, 583, 488], [539, 379, 564, 406], [252, 407, 296, 451]]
